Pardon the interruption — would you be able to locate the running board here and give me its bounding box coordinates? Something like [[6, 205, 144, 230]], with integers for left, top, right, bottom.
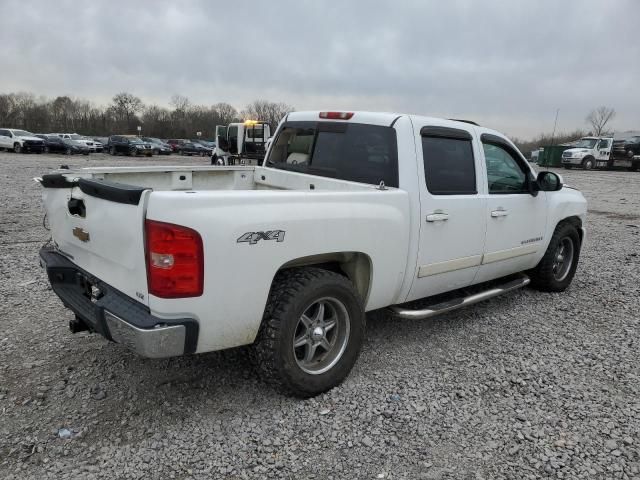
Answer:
[[389, 274, 530, 320]]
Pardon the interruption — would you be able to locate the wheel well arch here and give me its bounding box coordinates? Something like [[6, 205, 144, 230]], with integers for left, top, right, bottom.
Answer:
[[558, 215, 583, 244], [276, 252, 373, 304]]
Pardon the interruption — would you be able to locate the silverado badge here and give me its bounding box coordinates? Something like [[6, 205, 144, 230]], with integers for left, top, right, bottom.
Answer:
[[72, 227, 90, 242]]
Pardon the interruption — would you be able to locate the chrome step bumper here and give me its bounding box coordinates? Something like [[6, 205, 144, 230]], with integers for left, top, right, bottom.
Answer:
[[389, 274, 530, 320]]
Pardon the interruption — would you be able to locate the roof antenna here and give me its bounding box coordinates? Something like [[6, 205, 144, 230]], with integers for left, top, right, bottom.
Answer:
[[377, 181, 387, 190]]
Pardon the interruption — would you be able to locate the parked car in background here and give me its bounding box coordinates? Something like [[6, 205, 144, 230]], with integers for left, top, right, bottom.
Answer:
[[613, 135, 640, 158], [37, 134, 90, 155], [178, 141, 212, 156], [142, 137, 173, 155], [0, 128, 45, 153], [91, 139, 104, 153], [192, 139, 216, 149], [107, 135, 153, 156], [166, 139, 186, 152], [93, 137, 109, 151], [56, 133, 98, 152]]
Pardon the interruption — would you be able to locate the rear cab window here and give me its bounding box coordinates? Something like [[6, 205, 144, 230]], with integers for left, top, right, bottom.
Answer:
[[266, 121, 399, 188]]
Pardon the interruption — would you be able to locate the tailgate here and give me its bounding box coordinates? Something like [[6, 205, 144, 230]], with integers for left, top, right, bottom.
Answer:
[[41, 174, 150, 306]]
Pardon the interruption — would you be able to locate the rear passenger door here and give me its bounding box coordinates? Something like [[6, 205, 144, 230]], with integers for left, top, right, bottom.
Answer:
[[408, 124, 487, 301], [475, 133, 547, 283]]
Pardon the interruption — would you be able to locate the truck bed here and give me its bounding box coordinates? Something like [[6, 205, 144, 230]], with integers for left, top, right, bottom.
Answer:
[[42, 165, 380, 193]]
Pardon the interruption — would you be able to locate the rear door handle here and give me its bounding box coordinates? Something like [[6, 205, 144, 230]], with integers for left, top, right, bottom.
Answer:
[[426, 212, 449, 222], [491, 208, 509, 217]]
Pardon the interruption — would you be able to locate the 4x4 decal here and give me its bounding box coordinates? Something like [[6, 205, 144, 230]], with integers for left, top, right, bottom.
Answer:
[[237, 230, 286, 245]]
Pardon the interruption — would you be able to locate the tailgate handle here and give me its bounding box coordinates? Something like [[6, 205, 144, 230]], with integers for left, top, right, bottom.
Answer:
[[68, 198, 86, 218]]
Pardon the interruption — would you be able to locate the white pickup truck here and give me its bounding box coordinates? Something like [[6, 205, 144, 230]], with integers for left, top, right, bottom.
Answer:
[[38, 111, 587, 397]]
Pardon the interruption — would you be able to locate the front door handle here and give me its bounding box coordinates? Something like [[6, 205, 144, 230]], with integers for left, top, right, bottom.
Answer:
[[426, 212, 450, 222], [491, 208, 509, 217]]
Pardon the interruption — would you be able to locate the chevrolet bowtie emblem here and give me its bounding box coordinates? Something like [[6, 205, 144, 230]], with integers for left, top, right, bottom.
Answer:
[[72, 227, 90, 242]]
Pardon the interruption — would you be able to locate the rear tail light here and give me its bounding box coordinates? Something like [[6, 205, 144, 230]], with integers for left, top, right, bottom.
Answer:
[[145, 219, 204, 298], [319, 111, 354, 120]]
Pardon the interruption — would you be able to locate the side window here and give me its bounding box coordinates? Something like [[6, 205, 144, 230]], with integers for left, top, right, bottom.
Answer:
[[0, 129, 8, 137], [597, 139, 610, 149], [482, 143, 527, 194], [421, 129, 476, 195]]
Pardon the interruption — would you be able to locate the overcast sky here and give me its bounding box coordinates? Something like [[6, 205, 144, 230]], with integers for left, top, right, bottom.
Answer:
[[1, 0, 638, 138]]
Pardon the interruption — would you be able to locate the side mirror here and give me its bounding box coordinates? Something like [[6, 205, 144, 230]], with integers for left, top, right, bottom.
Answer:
[[536, 171, 563, 192]]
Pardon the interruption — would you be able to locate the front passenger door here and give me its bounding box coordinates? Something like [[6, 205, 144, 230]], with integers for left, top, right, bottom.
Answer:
[[476, 134, 547, 283]]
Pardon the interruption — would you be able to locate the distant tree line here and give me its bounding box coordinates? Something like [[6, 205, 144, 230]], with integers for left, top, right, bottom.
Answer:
[[0, 92, 293, 139], [0, 93, 619, 156]]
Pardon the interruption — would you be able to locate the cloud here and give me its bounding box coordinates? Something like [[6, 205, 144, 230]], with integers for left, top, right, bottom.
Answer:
[[1, 0, 638, 137]]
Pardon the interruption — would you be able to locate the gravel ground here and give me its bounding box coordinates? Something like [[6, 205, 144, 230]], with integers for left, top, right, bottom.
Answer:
[[0, 151, 639, 479]]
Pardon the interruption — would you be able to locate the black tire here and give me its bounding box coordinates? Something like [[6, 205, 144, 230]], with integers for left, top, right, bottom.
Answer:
[[211, 153, 217, 165], [44, 146, 50, 154], [13, 143, 22, 154], [252, 268, 365, 397], [529, 222, 581, 292], [582, 157, 594, 170], [65, 147, 72, 155]]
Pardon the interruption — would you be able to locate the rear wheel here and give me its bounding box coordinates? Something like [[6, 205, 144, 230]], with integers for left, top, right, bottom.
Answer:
[[252, 268, 365, 397], [13, 143, 22, 154], [44, 146, 50, 154], [65, 147, 72, 155], [529, 222, 581, 292]]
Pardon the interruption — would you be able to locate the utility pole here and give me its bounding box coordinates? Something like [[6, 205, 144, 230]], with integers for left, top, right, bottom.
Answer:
[[550, 109, 559, 146]]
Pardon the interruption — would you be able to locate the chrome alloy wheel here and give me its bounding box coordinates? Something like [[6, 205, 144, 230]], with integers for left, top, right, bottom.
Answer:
[[552, 237, 574, 281], [293, 297, 350, 375]]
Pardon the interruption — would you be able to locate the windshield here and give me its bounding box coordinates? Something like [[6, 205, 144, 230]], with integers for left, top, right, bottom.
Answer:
[[12, 130, 33, 137], [267, 121, 398, 187], [70, 134, 84, 140], [574, 138, 597, 149]]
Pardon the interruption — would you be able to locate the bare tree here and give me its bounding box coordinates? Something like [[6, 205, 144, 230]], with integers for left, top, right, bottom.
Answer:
[[111, 92, 144, 131], [213, 102, 239, 125], [242, 100, 293, 129], [170, 94, 191, 113], [585, 106, 616, 136]]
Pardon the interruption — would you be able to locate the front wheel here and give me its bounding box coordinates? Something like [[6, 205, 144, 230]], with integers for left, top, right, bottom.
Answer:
[[44, 146, 50, 154], [529, 222, 581, 292], [65, 147, 72, 155], [13, 143, 22, 154], [582, 157, 594, 170], [252, 268, 365, 397]]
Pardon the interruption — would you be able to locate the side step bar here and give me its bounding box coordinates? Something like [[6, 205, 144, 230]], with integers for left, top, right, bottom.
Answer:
[[389, 274, 530, 320]]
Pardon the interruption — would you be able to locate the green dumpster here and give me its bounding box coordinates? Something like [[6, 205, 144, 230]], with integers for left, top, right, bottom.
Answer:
[[538, 145, 572, 167]]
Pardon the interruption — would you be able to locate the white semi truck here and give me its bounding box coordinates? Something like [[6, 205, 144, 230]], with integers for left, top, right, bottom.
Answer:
[[212, 120, 271, 166], [561, 136, 640, 171]]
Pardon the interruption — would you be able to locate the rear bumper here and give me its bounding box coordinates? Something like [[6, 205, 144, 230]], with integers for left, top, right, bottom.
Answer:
[[39, 246, 198, 358]]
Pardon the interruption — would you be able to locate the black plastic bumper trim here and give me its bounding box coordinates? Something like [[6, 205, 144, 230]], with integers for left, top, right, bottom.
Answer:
[[39, 246, 198, 354]]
